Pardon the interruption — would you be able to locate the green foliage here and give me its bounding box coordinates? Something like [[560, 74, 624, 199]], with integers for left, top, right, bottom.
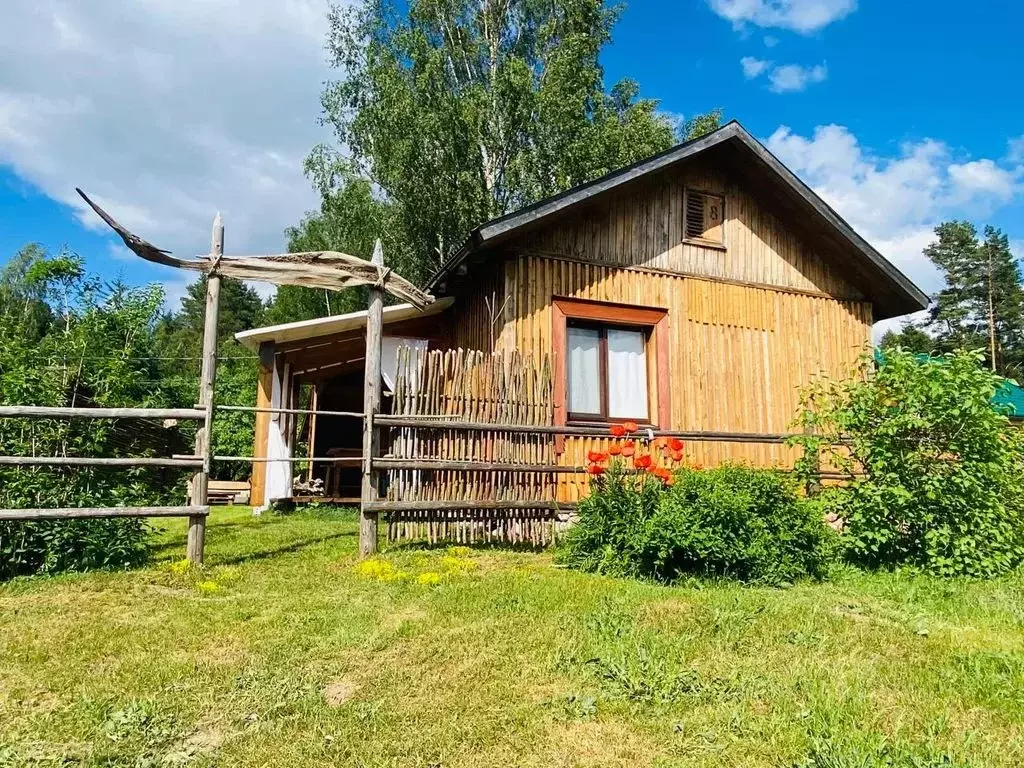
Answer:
[[648, 466, 834, 583], [792, 348, 1024, 577], [293, 0, 720, 315], [557, 463, 666, 577], [0, 519, 149, 580], [0, 246, 189, 577], [908, 221, 1024, 379], [264, 173, 397, 324], [559, 463, 833, 584]]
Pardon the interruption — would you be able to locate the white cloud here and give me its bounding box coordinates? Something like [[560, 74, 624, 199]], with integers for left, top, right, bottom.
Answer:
[[1008, 136, 1024, 164], [0, 0, 333, 294], [741, 56, 772, 79], [765, 124, 1024, 334], [763, 35, 780, 47], [947, 160, 1018, 201], [768, 62, 828, 92], [709, 0, 856, 33]]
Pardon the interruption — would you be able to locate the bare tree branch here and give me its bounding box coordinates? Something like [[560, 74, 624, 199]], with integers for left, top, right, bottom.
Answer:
[[76, 188, 435, 309]]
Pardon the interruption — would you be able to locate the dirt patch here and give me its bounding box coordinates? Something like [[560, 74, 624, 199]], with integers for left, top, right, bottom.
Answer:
[[545, 719, 662, 767], [183, 725, 225, 753], [324, 679, 360, 707]]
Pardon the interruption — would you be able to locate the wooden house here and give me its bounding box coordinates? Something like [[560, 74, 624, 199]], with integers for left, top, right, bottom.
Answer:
[[236, 121, 927, 508]]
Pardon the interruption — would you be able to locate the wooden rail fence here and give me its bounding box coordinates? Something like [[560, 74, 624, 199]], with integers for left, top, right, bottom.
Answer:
[[0, 216, 225, 563]]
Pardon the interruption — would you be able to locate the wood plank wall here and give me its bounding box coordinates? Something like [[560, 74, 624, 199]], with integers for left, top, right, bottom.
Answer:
[[493, 255, 871, 500], [249, 362, 273, 507], [517, 162, 865, 300]]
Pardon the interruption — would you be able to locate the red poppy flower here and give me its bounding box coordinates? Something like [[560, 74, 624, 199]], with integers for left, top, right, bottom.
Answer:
[[653, 437, 668, 449], [609, 424, 626, 437], [668, 438, 685, 452], [586, 463, 606, 475], [622, 421, 639, 433], [587, 450, 609, 463], [633, 454, 652, 470], [670, 450, 684, 462], [608, 444, 621, 456], [620, 442, 636, 458]]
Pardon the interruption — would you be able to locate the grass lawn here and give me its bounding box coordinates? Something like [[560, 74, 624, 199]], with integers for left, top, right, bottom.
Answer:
[[1, 507, 1023, 767]]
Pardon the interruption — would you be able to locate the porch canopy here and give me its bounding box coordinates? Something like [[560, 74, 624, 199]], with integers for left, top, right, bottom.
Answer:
[[235, 297, 455, 507]]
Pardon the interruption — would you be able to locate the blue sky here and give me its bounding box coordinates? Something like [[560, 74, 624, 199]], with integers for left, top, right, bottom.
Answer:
[[1, 0, 1021, 332]]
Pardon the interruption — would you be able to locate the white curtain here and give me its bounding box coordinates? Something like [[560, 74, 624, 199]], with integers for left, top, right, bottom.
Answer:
[[381, 336, 430, 393], [568, 326, 601, 414], [607, 328, 648, 419]]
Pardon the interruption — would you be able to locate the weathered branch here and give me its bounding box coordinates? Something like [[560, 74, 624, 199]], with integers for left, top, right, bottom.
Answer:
[[75, 188, 435, 309]]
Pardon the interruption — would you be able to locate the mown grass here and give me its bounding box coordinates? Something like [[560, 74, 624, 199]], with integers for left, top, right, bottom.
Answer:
[[1, 507, 1023, 767]]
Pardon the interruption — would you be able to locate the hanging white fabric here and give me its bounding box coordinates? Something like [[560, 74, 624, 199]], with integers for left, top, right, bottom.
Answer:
[[381, 337, 429, 393], [607, 328, 648, 419], [568, 327, 601, 414]]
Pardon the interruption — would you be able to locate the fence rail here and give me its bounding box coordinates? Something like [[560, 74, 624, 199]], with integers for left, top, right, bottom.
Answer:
[[0, 456, 203, 468], [0, 506, 209, 521], [0, 406, 206, 420]]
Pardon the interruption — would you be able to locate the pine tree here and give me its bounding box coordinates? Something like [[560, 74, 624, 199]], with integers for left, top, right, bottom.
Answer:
[[922, 221, 1024, 379]]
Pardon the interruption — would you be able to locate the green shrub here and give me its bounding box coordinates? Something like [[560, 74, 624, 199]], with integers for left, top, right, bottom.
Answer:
[[0, 518, 150, 579], [648, 465, 834, 583], [557, 463, 666, 579], [558, 463, 833, 584], [792, 348, 1024, 578]]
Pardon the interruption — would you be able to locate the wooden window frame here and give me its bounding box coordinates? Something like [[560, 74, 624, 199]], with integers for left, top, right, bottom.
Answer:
[[552, 297, 671, 450], [683, 188, 727, 249]]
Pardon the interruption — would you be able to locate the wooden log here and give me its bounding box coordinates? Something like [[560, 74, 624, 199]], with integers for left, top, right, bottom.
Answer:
[[187, 213, 222, 564], [0, 506, 210, 521], [374, 415, 797, 442], [213, 455, 363, 463], [216, 405, 363, 418], [360, 239, 385, 557], [364, 499, 569, 512], [0, 456, 203, 468], [373, 458, 584, 473], [0, 406, 205, 420]]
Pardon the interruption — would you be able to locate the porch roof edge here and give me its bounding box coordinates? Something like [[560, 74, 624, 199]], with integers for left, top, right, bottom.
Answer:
[[235, 296, 456, 351]]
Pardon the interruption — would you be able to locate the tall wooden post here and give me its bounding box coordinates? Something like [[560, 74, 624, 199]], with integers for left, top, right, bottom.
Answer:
[[360, 239, 384, 557], [188, 212, 223, 562]]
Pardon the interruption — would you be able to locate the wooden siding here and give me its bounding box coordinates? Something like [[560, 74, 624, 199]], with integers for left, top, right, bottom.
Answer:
[[516, 162, 864, 301], [493, 254, 871, 500], [443, 260, 504, 353], [249, 361, 273, 507]]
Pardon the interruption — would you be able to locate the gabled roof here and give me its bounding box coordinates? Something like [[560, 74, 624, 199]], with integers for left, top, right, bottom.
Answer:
[[429, 120, 928, 320]]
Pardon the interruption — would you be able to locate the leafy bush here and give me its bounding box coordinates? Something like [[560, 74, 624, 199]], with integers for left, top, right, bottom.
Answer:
[[792, 348, 1024, 577], [0, 247, 183, 578], [0, 519, 150, 579], [559, 463, 833, 584]]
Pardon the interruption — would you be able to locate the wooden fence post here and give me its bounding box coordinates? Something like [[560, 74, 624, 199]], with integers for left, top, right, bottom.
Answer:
[[360, 239, 385, 557], [188, 212, 223, 563]]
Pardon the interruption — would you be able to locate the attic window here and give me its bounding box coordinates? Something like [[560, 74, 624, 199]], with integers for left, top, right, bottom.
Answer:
[[684, 189, 725, 244]]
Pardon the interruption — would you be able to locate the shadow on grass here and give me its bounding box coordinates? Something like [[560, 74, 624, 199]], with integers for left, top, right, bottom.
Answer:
[[384, 538, 552, 555], [151, 525, 356, 567], [215, 531, 356, 566]]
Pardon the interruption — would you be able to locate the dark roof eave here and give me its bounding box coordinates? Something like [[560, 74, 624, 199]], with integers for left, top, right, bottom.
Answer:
[[427, 121, 929, 318]]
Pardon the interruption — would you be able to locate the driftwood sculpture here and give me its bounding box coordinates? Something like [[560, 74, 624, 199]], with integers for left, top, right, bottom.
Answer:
[[75, 188, 434, 309]]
